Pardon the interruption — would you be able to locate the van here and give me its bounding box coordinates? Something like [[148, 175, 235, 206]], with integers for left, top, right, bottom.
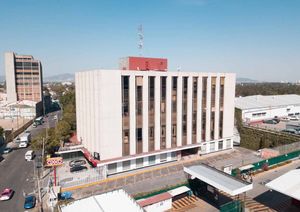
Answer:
[[25, 150, 34, 161], [19, 142, 28, 148]]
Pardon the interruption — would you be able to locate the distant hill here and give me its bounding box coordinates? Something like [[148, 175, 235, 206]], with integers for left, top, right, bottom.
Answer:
[[236, 77, 258, 84], [44, 73, 74, 82]]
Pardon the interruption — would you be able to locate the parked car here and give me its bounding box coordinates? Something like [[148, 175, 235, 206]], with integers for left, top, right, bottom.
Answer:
[[69, 159, 86, 167], [24, 195, 36, 209], [0, 188, 14, 201], [281, 117, 290, 122], [263, 119, 277, 124], [290, 116, 300, 121], [3, 147, 12, 154], [273, 117, 280, 123], [59, 192, 72, 200], [70, 166, 87, 173], [282, 129, 298, 134]]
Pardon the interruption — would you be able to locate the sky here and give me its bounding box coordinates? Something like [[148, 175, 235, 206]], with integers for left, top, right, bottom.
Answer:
[[0, 0, 300, 82]]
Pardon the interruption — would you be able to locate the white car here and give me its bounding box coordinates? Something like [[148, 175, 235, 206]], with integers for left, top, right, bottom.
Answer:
[[290, 116, 299, 121], [280, 117, 289, 121], [25, 150, 34, 161], [19, 142, 28, 148]]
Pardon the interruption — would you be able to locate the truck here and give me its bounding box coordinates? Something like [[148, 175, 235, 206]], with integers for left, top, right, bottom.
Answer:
[[20, 133, 31, 143]]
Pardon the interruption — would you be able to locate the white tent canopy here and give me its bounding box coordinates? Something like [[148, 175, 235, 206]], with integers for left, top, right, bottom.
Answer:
[[184, 164, 253, 196], [266, 169, 300, 201]]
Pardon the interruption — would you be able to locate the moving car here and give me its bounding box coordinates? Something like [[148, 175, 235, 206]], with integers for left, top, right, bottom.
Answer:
[[25, 150, 34, 161], [3, 147, 12, 154], [24, 195, 36, 209], [19, 142, 28, 148], [0, 188, 14, 201], [70, 165, 87, 173]]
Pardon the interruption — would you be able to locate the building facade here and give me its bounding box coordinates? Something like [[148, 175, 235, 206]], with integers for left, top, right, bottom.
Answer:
[[76, 70, 235, 175], [5, 52, 43, 104]]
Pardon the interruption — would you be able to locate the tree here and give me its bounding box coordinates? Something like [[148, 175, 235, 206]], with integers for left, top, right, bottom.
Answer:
[[0, 126, 4, 137], [56, 120, 71, 142]]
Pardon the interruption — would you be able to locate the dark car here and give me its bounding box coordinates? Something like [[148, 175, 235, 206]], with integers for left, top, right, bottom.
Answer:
[[70, 166, 87, 173], [3, 147, 12, 154], [282, 129, 298, 134], [263, 119, 277, 124], [24, 195, 36, 209]]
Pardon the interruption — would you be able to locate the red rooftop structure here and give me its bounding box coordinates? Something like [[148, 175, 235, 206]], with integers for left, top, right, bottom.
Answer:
[[119, 56, 168, 71]]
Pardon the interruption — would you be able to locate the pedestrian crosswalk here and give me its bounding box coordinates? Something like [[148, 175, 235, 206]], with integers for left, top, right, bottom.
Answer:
[[171, 195, 199, 211]]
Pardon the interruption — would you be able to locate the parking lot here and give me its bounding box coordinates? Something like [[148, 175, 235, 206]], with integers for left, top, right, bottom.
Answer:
[[56, 155, 105, 188], [251, 118, 300, 133]]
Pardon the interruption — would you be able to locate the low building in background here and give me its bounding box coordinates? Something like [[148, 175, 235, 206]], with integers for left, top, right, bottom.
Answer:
[[0, 100, 42, 120], [76, 68, 235, 176], [235, 94, 300, 123]]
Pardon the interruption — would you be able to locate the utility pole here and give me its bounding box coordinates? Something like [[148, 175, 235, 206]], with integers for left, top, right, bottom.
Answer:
[[42, 137, 45, 172]]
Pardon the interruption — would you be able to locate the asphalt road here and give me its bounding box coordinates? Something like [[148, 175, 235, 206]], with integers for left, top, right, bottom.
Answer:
[[0, 147, 35, 212], [0, 110, 61, 212], [30, 110, 62, 138]]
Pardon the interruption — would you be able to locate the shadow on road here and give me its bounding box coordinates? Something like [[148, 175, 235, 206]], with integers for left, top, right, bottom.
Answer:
[[254, 190, 299, 212]]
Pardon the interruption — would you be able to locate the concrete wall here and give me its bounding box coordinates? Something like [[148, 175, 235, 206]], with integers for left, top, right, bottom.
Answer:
[[76, 70, 122, 160], [4, 52, 17, 103]]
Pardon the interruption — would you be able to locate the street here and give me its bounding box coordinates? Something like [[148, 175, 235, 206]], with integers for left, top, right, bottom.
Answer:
[[249, 159, 300, 211], [30, 111, 62, 138], [0, 110, 61, 212], [0, 147, 35, 212]]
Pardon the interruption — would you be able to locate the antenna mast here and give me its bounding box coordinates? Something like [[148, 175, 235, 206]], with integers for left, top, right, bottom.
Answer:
[[138, 24, 144, 56]]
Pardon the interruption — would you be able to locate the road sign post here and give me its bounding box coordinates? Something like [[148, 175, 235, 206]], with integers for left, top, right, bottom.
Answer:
[[46, 157, 63, 187]]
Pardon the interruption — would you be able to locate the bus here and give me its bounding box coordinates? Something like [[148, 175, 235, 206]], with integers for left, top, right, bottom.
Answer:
[[33, 117, 43, 127]]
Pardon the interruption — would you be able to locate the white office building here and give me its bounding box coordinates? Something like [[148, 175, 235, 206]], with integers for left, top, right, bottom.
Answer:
[[76, 70, 235, 175]]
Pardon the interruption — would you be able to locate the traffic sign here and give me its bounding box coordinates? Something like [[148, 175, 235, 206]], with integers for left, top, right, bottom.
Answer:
[[46, 157, 63, 167]]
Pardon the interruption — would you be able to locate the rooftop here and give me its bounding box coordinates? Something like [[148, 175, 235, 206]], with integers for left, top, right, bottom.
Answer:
[[184, 164, 253, 196], [266, 169, 300, 201], [60, 189, 143, 212], [138, 192, 172, 207], [235, 94, 300, 110]]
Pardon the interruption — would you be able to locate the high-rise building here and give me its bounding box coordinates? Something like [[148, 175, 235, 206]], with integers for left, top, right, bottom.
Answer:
[[76, 69, 235, 175], [5, 52, 43, 103]]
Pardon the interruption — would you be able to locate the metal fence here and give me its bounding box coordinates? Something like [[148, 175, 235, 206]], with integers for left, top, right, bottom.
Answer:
[[220, 200, 244, 212], [232, 149, 300, 176], [57, 166, 106, 188]]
